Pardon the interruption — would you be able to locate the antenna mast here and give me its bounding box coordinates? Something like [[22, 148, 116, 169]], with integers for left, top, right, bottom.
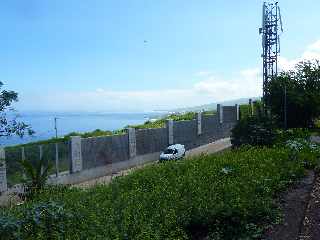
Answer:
[[259, 1, 283, 105]]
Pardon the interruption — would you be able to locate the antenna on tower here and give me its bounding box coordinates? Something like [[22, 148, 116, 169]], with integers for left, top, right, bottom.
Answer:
[[278, 6, 283, 33], [259, 1, 283, 106]]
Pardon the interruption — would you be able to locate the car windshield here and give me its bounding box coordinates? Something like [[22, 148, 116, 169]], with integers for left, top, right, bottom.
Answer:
[[163, 148, 175, 154]]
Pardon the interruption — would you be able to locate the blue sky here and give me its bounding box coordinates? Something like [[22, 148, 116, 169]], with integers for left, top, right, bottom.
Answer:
[[1, 0, 320, 112]]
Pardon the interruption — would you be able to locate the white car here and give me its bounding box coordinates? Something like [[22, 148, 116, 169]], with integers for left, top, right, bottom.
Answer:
[[159, 144, 186, 162]]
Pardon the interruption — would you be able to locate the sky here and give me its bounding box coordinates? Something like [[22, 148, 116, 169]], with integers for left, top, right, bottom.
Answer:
[[1, 0, 320, 112]]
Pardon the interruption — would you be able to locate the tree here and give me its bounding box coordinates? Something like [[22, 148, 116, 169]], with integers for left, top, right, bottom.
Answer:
[[0, 81, 33, 137], [265, 60, 320, 128]]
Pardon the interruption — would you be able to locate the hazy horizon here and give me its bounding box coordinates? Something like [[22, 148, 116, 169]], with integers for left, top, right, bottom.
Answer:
[[14, 96, 260, 113]]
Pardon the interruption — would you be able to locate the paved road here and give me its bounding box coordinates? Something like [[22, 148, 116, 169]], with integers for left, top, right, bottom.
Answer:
[[75, 138, 231, 189], [186, 138, 231, 157]]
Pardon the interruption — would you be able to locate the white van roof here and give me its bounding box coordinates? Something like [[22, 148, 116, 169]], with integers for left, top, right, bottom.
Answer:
[[167, 144, 184, 150]]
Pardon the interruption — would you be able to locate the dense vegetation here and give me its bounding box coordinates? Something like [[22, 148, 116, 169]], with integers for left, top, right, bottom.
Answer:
[[265, 60, 320, 128], [231, 114, 277, 147], [1, 140, 319, 239]]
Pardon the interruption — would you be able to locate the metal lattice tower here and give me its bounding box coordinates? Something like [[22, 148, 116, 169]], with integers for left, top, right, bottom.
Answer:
[[259, 1, 283, 103]]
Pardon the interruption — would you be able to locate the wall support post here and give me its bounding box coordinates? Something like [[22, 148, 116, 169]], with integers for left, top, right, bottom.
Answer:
[[196, 112, 202, 135], [235, 104, 240, 121], [0, 148, 7, 193], [166, 119, 174, 145], [217, 104, 223, 123], [71, 136, 82, 173], [127, 128, 137, 158]]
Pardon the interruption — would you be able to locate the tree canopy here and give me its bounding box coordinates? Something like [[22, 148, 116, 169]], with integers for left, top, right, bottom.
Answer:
[[265, 60, 320, 128], [0, 82, 33, 138]]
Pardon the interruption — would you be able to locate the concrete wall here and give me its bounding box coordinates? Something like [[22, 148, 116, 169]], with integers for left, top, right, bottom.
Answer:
[[173, 119, 198, 150], [82, 105, 238, 167], [81, 134, 129, 169], [0, 148, 6, 193], [223, 106, 237, 123], [221, 122, 236, 138], [136, 127, 168, 155], [221, 105, 237, 138], [199, 114, 222, 144]]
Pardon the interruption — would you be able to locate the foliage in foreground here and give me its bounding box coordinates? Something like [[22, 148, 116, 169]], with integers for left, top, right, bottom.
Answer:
[[1, 145, 319, 240]]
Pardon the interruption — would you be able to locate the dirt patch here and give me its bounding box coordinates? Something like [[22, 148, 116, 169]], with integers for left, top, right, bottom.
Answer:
[[263, 171, 315, 240], [298, 172, 320, 240]]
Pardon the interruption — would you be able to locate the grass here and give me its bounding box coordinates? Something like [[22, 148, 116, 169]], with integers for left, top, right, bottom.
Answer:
[[1, 145, 318, 239]]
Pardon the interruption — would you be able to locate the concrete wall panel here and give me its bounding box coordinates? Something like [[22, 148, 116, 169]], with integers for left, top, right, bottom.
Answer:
[[223, 106, 237, 123], [173, 120, 198, 150], [198, 114, 222, 145], [81, 134, 129, 169], [136, 128, 168, 155]]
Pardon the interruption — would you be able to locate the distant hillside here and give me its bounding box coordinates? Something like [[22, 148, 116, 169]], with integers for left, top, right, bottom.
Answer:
[[171, 97, 260, 112]]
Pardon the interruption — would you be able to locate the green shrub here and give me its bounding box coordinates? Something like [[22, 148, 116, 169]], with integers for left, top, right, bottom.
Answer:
[[284, 138, 320, 168], [127, 112, 199, 130], [231, 115, 277, 147], [314, 119, 320, 129], [275, 128, 311, 144], [20, 201, 73, 240], [20, 157, 53, 200], [127, 119, 166, 129], [239, 101, 263, 120], [0, 215, 20, 240], [239, 104, 252, 119], [0, 201, 73, 240]]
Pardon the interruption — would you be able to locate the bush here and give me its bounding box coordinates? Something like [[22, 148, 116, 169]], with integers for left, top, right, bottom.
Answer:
[[20, 201, 73, 240], [0, 215, 20, 240], [0, 201, 73, 240], [20, 157, 53, 200], [231, 115, 277, 147], [284, 138, 320, 168], [275, 128, 311, 144]]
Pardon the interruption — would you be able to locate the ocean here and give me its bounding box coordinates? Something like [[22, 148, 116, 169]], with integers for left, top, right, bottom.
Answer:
[[1, 111, 166, 146]]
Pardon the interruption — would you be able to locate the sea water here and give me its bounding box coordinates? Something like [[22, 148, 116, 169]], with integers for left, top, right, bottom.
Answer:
[[1, 111, 165, 146]]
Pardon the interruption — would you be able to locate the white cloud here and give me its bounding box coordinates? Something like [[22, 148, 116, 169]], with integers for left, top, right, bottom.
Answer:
[[17, 68, 262, 112], [193, 68, 262, 102], [279, 39, 320, 71], [195, 71, 213, 77], [308, 40, 320, 51]]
